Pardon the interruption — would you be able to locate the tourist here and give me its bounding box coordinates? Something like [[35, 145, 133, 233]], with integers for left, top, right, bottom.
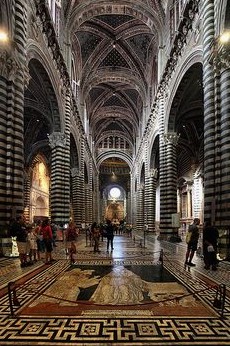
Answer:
[[66, 221, 78, 263], [40, 218, 53, 264], [203, 220, 219, 270], [91, 222, 100, 253], [185, 218, 200, 266], [105, 219, 114, 252]]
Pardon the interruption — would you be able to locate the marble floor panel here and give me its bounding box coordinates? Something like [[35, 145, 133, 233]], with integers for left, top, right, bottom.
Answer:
[[0, 232, 229, 345]]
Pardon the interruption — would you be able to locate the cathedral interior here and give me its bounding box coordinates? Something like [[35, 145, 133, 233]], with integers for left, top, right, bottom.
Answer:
[[0, 0, 230, 345]]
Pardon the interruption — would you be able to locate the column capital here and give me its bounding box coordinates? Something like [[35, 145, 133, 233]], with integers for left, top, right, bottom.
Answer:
[[61, 84, 71, 98], [209, 39, 230, 71], [48, 132, 67, 148], [163, 132, 180, 145], [139, 183, 145, 190], [71, 168, 83, 177], [149, 168, 158, 178], [0, 50, 20, 81], [218, 49, 230, 70]]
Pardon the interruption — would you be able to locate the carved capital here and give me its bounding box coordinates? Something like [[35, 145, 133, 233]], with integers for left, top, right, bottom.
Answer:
[[48, 132, 67, 148], [163, 132, 180, 145], [149, 168, 158, 178], [139, 182, 145, 190], [71, 167, 83, 177], [0, 50, 20, 81], [218, 49, 230, 70], [209, 40, 230, 72]]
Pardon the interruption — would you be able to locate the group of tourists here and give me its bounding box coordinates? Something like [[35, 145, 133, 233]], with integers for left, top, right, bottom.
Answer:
[[7, 213, 220, 270], [89, 219, 115, 253], [9, 216, 57, 267]]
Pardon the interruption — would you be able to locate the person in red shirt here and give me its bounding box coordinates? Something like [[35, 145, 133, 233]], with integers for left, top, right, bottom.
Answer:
[[41, 218, 53, 264]]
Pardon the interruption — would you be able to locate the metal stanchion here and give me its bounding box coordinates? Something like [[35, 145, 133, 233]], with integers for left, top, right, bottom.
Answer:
[[143, 230, 146, 248], [159, 249, 164, 266], [213, 283, 226, 318], [7, 281, 20, 318], [85, 231, 88, 247]]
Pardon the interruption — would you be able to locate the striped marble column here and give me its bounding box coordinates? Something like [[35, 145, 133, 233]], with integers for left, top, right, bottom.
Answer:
[[145, 168, 158, 232], [23, 170, 31, 223], [85, 184, 92, 225], [49, 132, 70, 224], [202, 0, 217, 222], [93, 174, 100, 223], [80, 137, 86, 224], [136, 185, 144, 233], [0, 0, 27, 225], [158, 93, 166, 236], [219, 60, 230, 226], [159, 132, 179, 236], [71, 168, 84, 229], [63, 87, 71, 220], [126, 191, 131, 224], [88, 159, 93, 224], [100, 196, 107, 222], [130, 173, 136, 226]]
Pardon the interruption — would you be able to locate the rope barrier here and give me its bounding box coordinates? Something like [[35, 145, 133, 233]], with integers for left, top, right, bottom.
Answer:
[[7, 278, 224, 311], [7, 249, 227, 318], [162, 252, 227, 317]]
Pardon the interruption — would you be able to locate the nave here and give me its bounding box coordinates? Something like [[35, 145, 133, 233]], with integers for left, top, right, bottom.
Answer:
[[0, 231, 230, 345]]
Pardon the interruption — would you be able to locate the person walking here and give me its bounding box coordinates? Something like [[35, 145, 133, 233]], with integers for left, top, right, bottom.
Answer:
[[34, 220, 44, 260], [41, 218, 53, 264], [91, 222, 100, 253], [27, 225, 38, 264], [203, 220, 219, 270], [105, 219, 114, 252], [185, 218, 200, 267], [66, 221, 78, 263]]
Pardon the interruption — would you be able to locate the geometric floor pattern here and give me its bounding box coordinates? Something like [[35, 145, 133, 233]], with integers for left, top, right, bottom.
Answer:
[[0, 232, 230, 345]]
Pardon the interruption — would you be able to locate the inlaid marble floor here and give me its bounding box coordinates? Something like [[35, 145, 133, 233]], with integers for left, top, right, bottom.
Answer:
[[0, 231, 229, 345]]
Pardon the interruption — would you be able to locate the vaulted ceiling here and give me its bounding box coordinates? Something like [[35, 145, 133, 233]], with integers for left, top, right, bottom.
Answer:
[[65, 1, 165, 152]]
